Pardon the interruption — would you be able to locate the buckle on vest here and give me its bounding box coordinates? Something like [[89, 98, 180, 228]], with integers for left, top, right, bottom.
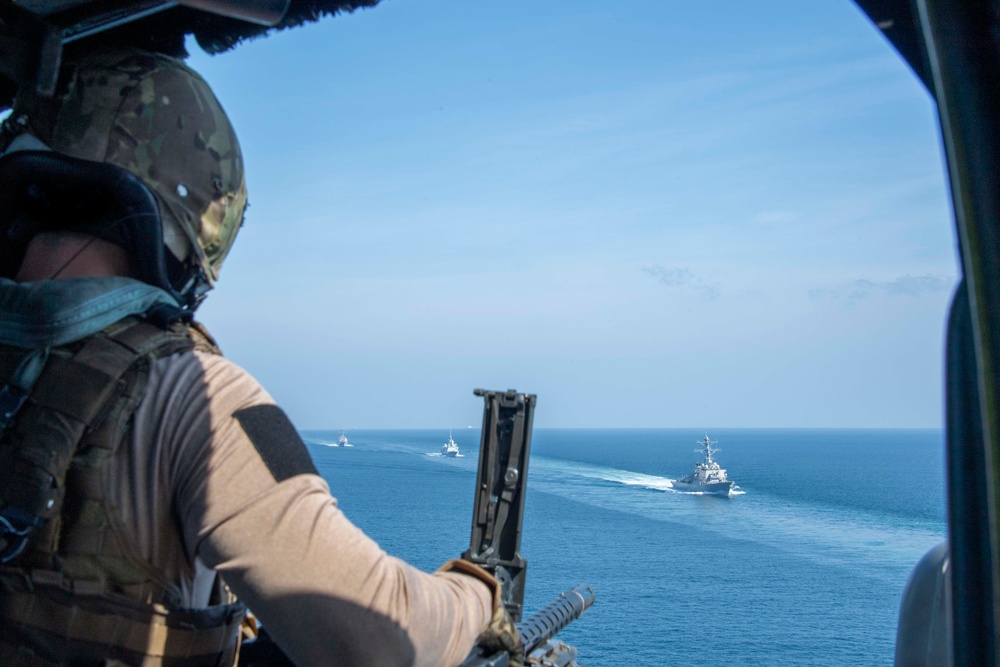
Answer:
[[0, 384, 28, 429], [0, 505, 42, 563], [0, 347, 50, 430]]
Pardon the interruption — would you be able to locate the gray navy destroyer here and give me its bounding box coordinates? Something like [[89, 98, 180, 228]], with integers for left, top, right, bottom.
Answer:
[[441, 431, 461, 457], [672, 434, 737, 495]]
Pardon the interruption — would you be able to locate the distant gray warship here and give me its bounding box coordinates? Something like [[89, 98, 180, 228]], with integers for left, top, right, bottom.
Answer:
[[441, 431, 460, 457], [672, 434, 736, 494]]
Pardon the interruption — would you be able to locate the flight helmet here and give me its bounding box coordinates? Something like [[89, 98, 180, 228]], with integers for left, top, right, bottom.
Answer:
[[0, 49, 247, 309]]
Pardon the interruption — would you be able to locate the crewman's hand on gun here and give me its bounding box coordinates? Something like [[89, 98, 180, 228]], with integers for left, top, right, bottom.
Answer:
[[438, 559, 525, 667], [476, 595, 524, 667]]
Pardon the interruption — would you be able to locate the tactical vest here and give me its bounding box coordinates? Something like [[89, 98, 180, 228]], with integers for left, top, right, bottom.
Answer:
[[0, 315, 246, 667]]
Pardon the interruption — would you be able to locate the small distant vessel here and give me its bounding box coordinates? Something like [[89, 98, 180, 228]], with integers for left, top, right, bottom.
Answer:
[[338, 430, 353, 447], [441, 431, 460, 457], [672, 434, 736, 494]]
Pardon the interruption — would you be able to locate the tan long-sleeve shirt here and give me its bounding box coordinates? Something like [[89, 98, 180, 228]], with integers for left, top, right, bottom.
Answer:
[[112, 348, 492, 667]]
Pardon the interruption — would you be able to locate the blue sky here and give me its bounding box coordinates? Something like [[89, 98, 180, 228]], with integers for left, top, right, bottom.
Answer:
[[189, 0, 957, 428]]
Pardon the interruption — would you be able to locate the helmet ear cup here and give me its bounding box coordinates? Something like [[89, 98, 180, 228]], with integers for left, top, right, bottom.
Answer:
[[0, 150, 195, 305]]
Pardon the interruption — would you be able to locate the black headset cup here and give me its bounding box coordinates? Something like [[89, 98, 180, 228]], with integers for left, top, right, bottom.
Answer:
[[0, 150, 194, 307]]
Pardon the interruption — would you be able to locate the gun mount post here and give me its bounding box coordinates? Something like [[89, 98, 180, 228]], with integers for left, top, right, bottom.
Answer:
[[463, 388, 536, 622]]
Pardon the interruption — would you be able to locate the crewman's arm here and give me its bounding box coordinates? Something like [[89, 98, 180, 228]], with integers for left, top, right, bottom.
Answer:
[[165, 352, 493, 667]]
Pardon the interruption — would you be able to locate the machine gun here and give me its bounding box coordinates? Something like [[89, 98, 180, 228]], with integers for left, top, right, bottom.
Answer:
[[240, 388, 594, 667], [460, 389, 594, 667], [461, 585, 595, 667]]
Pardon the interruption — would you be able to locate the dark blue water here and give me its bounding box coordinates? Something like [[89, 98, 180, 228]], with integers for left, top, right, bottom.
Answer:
[[301, 428, 946, 666]]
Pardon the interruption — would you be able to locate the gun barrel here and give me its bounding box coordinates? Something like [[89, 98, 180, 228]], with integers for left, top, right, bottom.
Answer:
[[518, 585, 595, 653]]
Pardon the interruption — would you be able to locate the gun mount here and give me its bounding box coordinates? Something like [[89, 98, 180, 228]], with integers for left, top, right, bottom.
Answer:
[[462, 388, 536, 622], [461, 389, 594, 667]]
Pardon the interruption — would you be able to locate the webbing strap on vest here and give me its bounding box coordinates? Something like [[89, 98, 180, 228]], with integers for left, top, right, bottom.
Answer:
[[0, 574, 244, 667], [0, 315, 245, 667], [0, 317, 193, 565]]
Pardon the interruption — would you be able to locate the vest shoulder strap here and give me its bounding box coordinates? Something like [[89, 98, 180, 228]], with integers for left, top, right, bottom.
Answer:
[[0, 316, 245, 667], [0, 317, 194, 564]]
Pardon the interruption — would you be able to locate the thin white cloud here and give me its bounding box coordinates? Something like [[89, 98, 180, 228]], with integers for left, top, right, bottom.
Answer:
[[809, 274, 954, 302], [643, 265, 720, 300]]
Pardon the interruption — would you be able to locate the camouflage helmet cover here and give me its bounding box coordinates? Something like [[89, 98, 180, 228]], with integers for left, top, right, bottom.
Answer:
[[12, 49, 246, 285]]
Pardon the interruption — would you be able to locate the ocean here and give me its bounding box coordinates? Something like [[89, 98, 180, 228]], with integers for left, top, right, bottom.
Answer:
[[300, 428, 947, 666]]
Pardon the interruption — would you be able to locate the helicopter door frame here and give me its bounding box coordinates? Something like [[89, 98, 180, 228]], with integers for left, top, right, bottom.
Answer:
[[914, 1, 1000, 664]]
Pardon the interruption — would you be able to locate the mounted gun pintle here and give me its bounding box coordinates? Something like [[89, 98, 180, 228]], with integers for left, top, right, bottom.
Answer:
[[461, 389, 594, 667], [464, 388, 537, 622]]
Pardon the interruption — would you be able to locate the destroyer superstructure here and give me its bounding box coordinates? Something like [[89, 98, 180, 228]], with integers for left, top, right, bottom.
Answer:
[[442, 431, 460, 457], [672, 434, 736, 494], [337, 430, 353, 447]]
